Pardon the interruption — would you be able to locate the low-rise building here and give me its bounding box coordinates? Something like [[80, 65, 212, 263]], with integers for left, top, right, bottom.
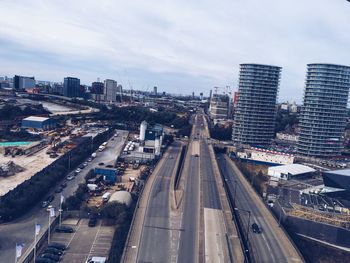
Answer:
[[21, 116, 56, 130], [268, 164, 316, 180]]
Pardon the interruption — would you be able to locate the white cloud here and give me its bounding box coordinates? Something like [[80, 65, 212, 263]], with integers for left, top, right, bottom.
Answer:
[[0, 0, 350, 100]]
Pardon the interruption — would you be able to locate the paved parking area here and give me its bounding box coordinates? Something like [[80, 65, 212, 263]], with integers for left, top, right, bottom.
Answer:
[[47, 218, 114, 263]]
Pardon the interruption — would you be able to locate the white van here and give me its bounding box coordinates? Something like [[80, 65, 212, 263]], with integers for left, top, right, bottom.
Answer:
[[102, 192, 111, 203], [85, 256, 106, 263]]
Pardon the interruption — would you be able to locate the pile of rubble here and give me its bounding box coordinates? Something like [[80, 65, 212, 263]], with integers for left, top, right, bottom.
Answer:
[[0, 161, 24, 177]]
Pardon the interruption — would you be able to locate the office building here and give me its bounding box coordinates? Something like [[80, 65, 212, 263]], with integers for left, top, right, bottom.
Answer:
[[104, 79, 118, 102], [153, 86, 157, 95], [14, 75, 35, 90], [232, 64, 281, 146], [91, 82, 104, 94], [63, 77, 80, 98], [91, 81, 104, 102], [297, 64, 350, 157]]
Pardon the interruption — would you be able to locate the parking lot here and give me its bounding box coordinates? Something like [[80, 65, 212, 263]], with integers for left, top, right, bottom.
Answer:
[[45, 218, 114, 263]]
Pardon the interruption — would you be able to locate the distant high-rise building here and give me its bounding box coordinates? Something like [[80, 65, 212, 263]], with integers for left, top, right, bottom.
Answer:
[[14, 75, 35, 90], [297, 64, 350, 157], [200, 92, 203, 100], [91, 82, 104, 94], [209, 94, 230, 123], [104, 79, 118, 102], [232, 64, 281, 146], [117, 84, 123, 101], [153, 86, 157, 95], [63, 77, 80, 98], [50, 83, 63, 95]]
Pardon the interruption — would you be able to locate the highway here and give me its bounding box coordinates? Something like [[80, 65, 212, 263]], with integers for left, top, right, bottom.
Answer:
[[200, 130, 230, 262], [0, 130, 128, 263], [217, 154, 303, 263], [177, 118, 201, 263], [137, 142, 181, 263]]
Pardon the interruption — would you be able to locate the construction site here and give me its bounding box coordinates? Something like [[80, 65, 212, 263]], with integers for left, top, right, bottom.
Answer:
[[0, 120, 107, 197]]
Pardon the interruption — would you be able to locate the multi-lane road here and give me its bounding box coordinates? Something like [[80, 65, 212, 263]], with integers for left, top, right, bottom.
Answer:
[[133, 114, 233, 263], [0, 130, 128, 263], [137, 142, 182, 262], [217, 154, 303, 263]]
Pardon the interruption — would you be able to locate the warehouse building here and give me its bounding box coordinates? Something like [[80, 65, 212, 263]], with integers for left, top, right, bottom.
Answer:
[[21, 116, 57, 130], [268, 164, 316, 180]]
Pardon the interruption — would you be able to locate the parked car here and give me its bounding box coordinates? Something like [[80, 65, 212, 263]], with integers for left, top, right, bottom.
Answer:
[[43, 248, 63, 256], [47, 195, 54, 202], [75, 168, 81, 173], [88, 217, 97, 227], [194, 154, 199, 157], [40, 253, 60, 262], [67, 174, 75, 180], [46, 205, 53, 212], [83, 162, 88, 167], [79, 164, 85, 169], [87, 158, 92, 162], [55, 187, 63, 193], [60, 182, 67, 188], [41, 201, 49, 208], [251, 223, 262, 234], [85, 256, 106, 263], [98, 162, 104, 166], [55, 225, 74, 233], [48, 242, 67, 251], [35, 257, 56, 263]]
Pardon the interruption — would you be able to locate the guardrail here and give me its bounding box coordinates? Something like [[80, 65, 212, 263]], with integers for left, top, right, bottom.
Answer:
[[174, 145, 187, 190], [217, 155, 254, 263]]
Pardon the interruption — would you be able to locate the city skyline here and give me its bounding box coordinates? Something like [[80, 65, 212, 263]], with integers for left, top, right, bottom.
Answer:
[[1, 1, 350, 101]]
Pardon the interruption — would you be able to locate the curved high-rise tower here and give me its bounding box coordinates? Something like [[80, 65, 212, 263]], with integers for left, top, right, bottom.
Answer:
[[297, 63, 350, 157], [232, 64, 281, 146]]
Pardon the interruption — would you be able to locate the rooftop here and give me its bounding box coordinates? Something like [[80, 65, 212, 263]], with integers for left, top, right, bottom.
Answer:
[[269, 164, 316, 176], [326, 169, 350, 177], [22, 116, 49, 122]]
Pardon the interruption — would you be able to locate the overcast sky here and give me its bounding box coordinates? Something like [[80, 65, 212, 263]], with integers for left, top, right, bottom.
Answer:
[[0, 0, 350, 102]]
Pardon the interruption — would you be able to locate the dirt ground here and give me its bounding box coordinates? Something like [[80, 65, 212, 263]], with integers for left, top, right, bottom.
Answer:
[[0, 146, 57, 196]]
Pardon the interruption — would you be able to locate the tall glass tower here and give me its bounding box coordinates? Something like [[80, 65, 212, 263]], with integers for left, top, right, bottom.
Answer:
[[232, 64, 281, 146], [297, 64, 350, 157]]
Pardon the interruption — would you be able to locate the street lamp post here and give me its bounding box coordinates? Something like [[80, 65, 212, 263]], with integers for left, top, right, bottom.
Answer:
[[234, 207, 251, 246]]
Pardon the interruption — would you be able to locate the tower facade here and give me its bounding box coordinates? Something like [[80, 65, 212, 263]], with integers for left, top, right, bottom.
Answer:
[[232, 64, 281, 146], [297, 64, 350, 157]]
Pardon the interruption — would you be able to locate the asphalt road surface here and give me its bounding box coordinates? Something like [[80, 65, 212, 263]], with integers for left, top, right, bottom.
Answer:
[[0, 130, 128, 263], [217, 154, 302, 263], [137, 142, 181, 263], [200, 140, 221, 210], [177, 115, 204, 263]]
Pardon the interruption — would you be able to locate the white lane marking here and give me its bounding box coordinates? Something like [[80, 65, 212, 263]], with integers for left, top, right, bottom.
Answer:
[[87, 221, 102, 259]]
